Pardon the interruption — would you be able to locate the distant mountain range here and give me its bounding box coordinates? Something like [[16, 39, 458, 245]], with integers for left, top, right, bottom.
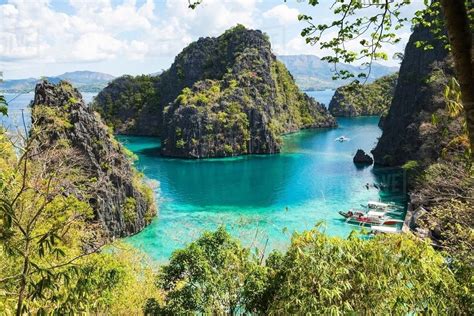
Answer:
[[1, 56, 398, 94], [1, 71, 115, 93], [278, 55, 399, 91]]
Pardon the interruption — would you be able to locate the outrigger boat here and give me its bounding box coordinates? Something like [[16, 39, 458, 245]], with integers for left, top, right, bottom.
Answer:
[[359, 201, 404, 215], [338, 210, 404, 226]]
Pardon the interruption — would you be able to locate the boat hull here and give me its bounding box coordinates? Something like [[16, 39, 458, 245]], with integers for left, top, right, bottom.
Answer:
[[339, 211, 402, 226]]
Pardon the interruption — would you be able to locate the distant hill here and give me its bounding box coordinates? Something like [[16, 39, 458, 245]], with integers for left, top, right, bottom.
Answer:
[[278, 55, 399, 91], [1, 71, 115, 93]]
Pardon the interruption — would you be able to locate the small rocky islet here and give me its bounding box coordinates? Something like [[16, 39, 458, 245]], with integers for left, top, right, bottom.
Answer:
[[92, 25, 337, 159]]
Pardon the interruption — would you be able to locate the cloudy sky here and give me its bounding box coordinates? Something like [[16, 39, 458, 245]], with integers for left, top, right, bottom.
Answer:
[[0, 0, 424, 79]]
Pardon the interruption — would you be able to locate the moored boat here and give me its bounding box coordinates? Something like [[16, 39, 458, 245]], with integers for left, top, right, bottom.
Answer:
[[335, 135, 350, 142], [338, 210, 403, 226], [360, 201, 404, 215]]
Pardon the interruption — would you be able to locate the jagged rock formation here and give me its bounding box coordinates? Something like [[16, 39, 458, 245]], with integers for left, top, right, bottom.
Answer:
[[328, 73, 398, 117], [31, 81, 156, 238], [161, 26, 336, 158], [93, 25, 336, 158], [353, 149, 373, 165], [370, 13, 471, 258], [372, 21, 459, 166]]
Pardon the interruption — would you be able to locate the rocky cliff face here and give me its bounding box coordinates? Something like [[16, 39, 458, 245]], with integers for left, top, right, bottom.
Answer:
[[31, 81, 156, 238], [370, 14, 472, 276], [160, 26, 336, 158], [329, 73, 397, 117], [372, 22, 459, 166], [93, 25, 336, 158]]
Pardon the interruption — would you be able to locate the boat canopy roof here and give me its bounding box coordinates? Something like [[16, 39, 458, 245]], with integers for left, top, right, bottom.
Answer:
[[367, 211, 386, 217]]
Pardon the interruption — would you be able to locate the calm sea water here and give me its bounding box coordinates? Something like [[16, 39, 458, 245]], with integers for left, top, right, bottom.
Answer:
[[2, 90, 404, 262], [122, 117, 404, 261], [306, 89, 334, 107]]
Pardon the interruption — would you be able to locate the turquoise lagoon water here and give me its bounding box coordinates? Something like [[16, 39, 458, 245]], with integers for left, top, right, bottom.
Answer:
[[3, 90, 405, 262], [121, 116, 406, 262]]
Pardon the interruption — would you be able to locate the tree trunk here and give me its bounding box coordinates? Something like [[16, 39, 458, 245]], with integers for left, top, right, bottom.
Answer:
[[16, 241, 30, 316], [440, 0, 474, 157]]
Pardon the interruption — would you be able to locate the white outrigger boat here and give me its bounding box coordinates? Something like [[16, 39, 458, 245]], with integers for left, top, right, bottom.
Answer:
[[360, 201, 404, 216], [338, 209, 404, 226]]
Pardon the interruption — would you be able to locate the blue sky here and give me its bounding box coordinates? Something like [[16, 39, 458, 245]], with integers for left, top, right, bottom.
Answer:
[[0, 0, 424, 79]]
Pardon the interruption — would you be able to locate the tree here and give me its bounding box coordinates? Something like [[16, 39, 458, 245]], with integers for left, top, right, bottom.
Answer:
[[257, 228, 466, 314], [146, 226, 266, 315], [0, 120, 161, 315], [145, 225, 470, 314], [0, 124, 99, 314]]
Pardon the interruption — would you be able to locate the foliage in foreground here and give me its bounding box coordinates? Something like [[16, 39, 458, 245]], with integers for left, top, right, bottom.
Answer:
[[0, 128, 161, 314], [147, 226, 469, 315]]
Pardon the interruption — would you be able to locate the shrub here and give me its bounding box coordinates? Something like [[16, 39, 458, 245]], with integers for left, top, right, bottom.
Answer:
[[148, 226, 467, 315], [151, 227, 265, 314], [123, 197, 137, 224]]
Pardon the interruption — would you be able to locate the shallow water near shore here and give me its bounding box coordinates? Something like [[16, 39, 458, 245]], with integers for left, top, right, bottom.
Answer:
[[122, 115, 406, 262]]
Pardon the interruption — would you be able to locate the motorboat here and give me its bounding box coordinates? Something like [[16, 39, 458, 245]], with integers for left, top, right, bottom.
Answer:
[[335, 136, 350, 142]]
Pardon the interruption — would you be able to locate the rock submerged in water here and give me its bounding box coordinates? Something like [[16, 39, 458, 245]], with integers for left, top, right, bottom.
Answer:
[[353, 149, 374, 165], [31, 81, 156, 238]]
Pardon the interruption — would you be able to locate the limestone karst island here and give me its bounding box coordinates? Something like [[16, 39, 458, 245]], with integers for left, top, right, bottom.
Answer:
[[1, 1, 472, 314]]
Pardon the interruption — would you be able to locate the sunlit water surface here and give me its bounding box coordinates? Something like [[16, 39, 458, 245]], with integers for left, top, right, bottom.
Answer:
[[3, 90, 405, 262]]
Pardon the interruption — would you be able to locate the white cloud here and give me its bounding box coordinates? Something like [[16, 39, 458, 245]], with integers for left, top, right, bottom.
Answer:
[[126, 40, 149, 60], [165, 0, 259, 37], [0, 0, 417, 78], [0, 0, 156, 64], [273, 35, 321, 56], [263, 4, 300, 25], [71, 33, 123, 62]]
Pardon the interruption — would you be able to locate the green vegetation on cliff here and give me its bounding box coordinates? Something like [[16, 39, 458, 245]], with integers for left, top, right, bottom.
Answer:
[[93, 25, 336, 158], [92, 75, 158, 135], [371, 16, 473, 311], [160, 25, 335, 158], [0, 128, 161, 315], [0, 82, 161, 314], [328, 73, 398, 117], [32, 81, 156, 237]]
